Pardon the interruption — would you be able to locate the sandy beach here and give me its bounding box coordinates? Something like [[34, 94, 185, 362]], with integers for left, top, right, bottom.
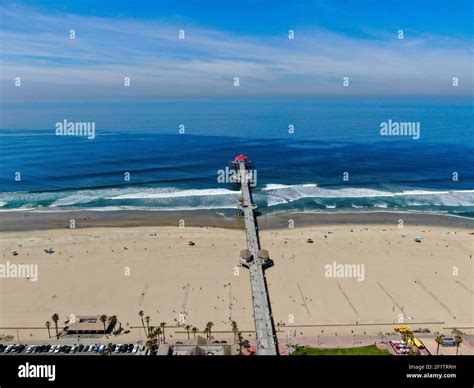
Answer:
[[0, 211, 472, 344]]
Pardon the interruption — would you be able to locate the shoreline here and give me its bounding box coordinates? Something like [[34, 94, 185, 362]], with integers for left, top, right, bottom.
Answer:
[[0, 209, 473, 232]]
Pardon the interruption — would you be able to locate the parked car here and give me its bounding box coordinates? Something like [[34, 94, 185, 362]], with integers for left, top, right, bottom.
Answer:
[[78, 344, 84, 352], [54, 346, 61, 354], [132, 344, 139, 353], [45, 345, 51, 352], [49, 345, 56, 353], [114, 344, 123, 353], [15, 344, 26, 353], [4, 345, 14, 353]]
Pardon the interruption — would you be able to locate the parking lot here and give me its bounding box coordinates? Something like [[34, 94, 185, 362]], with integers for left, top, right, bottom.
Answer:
[[0, 343, 147, 355]]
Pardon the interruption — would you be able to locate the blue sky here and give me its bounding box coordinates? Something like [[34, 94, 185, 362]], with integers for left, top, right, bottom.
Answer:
[[1, 0, 472, 99]]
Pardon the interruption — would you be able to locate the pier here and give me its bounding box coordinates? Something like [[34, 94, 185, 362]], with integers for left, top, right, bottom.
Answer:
[[232, 155, 278, 355]]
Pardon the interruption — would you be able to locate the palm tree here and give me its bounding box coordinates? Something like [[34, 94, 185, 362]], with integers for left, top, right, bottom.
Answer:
[[231, 321, 238, 345], [108, 315, 118, 333], [51, 314, 59, 339], [454, 335, 463, 355], [100, 314, 108, 335], [435, 335, 445, 355], [106, 342, 114, 355], [45, 321, 51, 338], [160, 322, 166, 342], [192, 327, 198, 338], [145, 326, 162, 355], [138, 310, 146, 335], [205, 322, 214, 340], [185, 325, 191, 339], [237, 331, 244, 355], [145, 316, 151, 335]]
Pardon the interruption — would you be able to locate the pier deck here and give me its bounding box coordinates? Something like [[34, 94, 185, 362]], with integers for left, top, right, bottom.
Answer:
[[237, 160, 278, 355]]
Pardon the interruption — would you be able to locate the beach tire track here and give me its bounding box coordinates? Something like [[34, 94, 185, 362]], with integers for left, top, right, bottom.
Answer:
[[336, 282, 359, 318], [415, 280, 454, 318], [455, 280, 474, 295], [377, 281, 406, 315], [296, 282, 311, 318], [138, 283, 149, 306]]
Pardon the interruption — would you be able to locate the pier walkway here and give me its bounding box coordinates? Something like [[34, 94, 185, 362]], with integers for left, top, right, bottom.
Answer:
[[235, 157, 278, 355]]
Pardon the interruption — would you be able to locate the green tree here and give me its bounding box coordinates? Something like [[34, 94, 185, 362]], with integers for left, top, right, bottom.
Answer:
[[45, 321, 51, 338], [100, 314, 108, 335], [231, 320, 238, 345], [205, 322, 214, 340], [237, 331, 244, 355], [185, 325, 191, 339], [435, 335, 445, 355], [145, 326, 162, 355], [51, 314, 59, 339], [454, 335, 463, 355], [160, 322, 166, 342], [138, 310, 146, 336], [108, 315, 118, 332], [145, 316, 151, 336]]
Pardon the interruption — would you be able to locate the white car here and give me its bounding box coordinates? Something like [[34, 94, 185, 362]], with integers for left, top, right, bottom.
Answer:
[[132, 344, 139, 353], [49, 345, 57, 353], [70, 345, 78, 353], [88, 345, 95, 352], [54, 346, 61, 354], [114, 344, 123, 353], [4, 345, 14, 353], [25, 346, 34, 354]]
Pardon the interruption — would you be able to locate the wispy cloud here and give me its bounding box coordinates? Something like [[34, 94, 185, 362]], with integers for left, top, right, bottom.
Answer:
[[0, 4, 472, 100]]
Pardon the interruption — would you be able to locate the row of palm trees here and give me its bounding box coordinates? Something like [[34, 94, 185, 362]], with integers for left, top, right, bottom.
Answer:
[[138, 311, 231, 355], [99, 314, 118, 336], [45, 313, 60, 339], [435, 331, 464, 355], [45, 313, 118, 339]]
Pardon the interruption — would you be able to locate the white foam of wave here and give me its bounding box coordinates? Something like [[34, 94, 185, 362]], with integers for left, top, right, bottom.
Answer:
[[260, 184, 474, 207], [1, 184, 474, 210], [107, 187, 237, 200]]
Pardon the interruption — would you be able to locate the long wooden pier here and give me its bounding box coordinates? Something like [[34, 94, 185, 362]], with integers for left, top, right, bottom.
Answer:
[[234, 155, 278, 355]]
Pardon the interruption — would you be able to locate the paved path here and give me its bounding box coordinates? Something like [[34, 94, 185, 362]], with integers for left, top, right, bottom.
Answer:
[[237, 161, 278, 355]]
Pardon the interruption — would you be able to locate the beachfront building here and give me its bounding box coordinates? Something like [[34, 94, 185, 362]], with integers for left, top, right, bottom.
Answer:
[[64, 315, 114, 335], [158, 336, 233, 356]]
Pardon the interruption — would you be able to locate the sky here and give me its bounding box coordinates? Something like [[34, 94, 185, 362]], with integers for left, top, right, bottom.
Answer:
[[0, 0, 472, 100]]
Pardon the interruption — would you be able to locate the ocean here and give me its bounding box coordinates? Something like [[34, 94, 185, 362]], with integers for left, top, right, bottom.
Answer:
[[1, 97, 473, 217]]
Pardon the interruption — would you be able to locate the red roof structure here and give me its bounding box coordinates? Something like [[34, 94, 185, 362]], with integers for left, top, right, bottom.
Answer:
[[235, 154, 248, 161]]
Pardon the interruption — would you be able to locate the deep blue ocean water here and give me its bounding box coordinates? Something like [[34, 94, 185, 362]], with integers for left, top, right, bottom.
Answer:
[[1, 97, 473, 217]]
